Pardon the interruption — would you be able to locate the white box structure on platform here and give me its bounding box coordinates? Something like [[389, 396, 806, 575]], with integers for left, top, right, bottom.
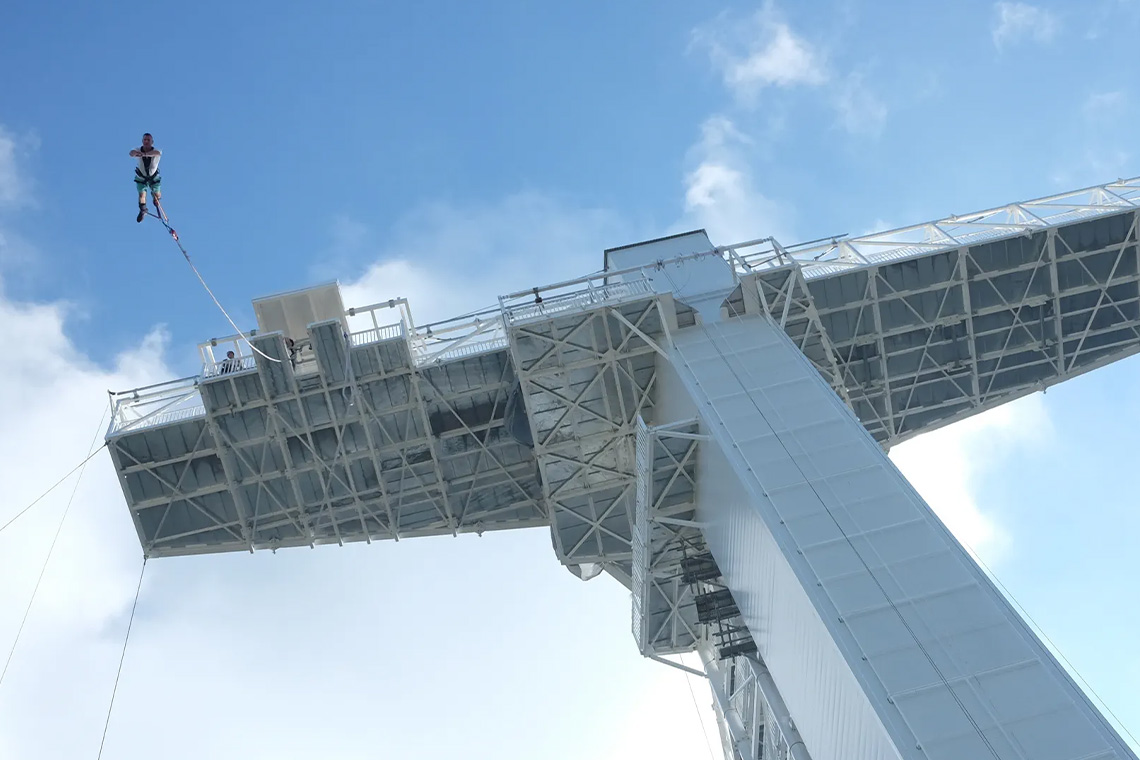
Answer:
[[106, 178, 1140, 759]]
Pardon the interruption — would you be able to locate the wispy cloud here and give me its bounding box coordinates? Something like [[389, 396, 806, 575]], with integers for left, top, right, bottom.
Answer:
[[992, 2, 1060, 48], [834, 73, 888, 137], [1083, 89, 1127, 116], [691, 2, 827, 105], [677, 115, 792, 245], [0, 126, 28, 208], [692, 3, 887, 137], [1085, 0, 1140, 39]]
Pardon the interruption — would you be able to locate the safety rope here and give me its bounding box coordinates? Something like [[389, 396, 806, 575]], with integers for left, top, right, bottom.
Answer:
[[96, 556, 147, 760], [0, 443, 108, 536], [150, 200, 281, 364], [0, 408, 109, 688], [958, 533, 1140, 751], [681, 653, 717, 760]]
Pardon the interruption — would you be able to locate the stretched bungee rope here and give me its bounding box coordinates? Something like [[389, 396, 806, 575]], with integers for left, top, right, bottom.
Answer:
[[150, 199, 281, 364]]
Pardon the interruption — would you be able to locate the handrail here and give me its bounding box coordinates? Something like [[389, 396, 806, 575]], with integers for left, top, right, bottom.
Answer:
[[729, 175, 1140, 278], [109, 374, 198, 401], [202, 354, 258, 378], [349, 322, 405, 347], [107, 377, 205, 437]]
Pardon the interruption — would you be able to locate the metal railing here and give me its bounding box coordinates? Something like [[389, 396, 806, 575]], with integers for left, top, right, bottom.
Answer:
[[345, 298, 413, 339], [197, 333, 263, 367], [349, 322, 404, 347], [728, 175, 1140, 280], [202, 354, 258, 379], [107, 377, 205, 436], [408, 309, 508, 366], [706, 651, 806, 760], [500, 271, 658, 324]]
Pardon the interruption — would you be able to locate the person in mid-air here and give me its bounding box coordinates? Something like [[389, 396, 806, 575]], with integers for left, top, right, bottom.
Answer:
[[129, 133, 162, 223]]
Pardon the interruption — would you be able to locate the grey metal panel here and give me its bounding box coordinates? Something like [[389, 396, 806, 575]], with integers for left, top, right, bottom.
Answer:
[[312, 319, 349, 383], [107, 320, 545, 557], [250, 333, 294, 397], [669, 315, 1135, 760], [751, 209, 1140, 448]]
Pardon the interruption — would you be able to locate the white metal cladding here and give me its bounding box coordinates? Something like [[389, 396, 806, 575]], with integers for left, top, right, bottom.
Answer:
[[632, 418, 651, 654], [669, 317, 1136, 760], [253, 281, 346, 342], [657, 354, 900, 760]]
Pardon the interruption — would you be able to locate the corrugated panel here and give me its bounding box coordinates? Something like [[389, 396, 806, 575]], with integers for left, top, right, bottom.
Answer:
[[668, 316, 1136, 760], [656, 357, 901, 760], [312, 319, 349, 382]]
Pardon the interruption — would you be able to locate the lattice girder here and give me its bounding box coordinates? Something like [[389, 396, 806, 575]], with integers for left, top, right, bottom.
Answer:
[[508, 296, 669, 565], [632, 418, 703, 656], [731, 209, 1140, 449]]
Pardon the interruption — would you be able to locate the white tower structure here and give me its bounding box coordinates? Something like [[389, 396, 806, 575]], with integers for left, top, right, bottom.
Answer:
[[106, 178, 1140, 760]]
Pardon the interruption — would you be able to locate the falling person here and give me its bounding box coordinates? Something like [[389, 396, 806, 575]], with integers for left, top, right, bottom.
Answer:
[[130, 133, 162, 222]]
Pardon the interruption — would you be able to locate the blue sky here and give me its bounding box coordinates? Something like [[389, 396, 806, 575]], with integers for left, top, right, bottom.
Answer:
[[1, 1, 1139, 757]]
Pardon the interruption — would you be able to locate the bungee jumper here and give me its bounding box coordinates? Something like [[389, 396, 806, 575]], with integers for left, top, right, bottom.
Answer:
[[130, 132, 162, 222], [129, 134, 281, 364]]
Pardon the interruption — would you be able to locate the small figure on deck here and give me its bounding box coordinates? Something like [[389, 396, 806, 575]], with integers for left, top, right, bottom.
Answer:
[[129, 133, 162, 223]]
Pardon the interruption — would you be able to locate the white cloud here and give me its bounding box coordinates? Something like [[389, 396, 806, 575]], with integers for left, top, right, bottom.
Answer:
[[1083, 90, 1127, 115], [692, 3, 827, 104], [0, 274, 176, 758], [834, 73, 888, 137], [890, 393, 1053, 562], [1082, 0, 1140, 40], [692, 6, 888, 138], [992, 2, 1060, 48], [678, 116, 792, 245]]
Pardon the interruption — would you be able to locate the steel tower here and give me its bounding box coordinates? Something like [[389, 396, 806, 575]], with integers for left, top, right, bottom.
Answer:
[[106, 178, 1140, 760]]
